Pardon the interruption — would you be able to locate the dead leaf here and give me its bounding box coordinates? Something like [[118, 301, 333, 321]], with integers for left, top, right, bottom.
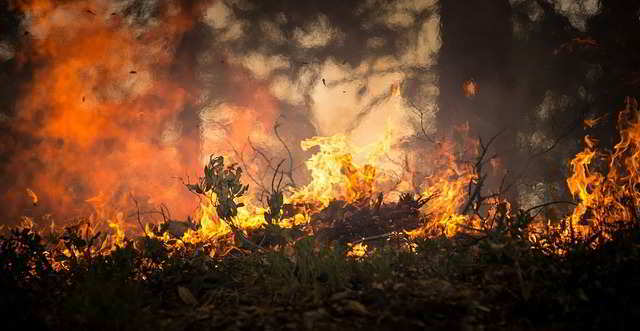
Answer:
[[329, 291, 351, 301], [177, 286, 198, 306], [344, 300, 368, 315], [303, 308, 327, 330]]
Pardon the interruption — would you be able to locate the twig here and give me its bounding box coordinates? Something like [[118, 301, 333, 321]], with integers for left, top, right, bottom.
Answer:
[[272, 159, 285, 193], [274, 122, 297, 188], [233, 140, 269, 197], [523, 200, 578, 215], [500, 112, 586, 196], [129, 194, 148, 237], [349, 232, 396, 245], [247, 137, 277, 173], [407, 100, 438, 144], [460, 131, 504, 215], [456, 223, 486, 234], [462, 175, 486, 215]]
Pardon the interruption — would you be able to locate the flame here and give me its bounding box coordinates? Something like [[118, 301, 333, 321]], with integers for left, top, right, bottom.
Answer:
[[289, 126, 394, 208], [26, 188, 38, 206], [409, 124, 479, 237], [187, 125, 395, 242], [347, 242, 368, 257], [583, 114, 607, 128], [462, 79, 478, 98], [107, 212, 126, 248], [4, 0, 207, 221], [565, 98, 640, 243], [8, 2, 640, 258], [193, 193, 266, 241], [183, 96, 640, 252], [188, 119, 485, 242], [11, 94, 640, 257], [390, 81, 402, 97]]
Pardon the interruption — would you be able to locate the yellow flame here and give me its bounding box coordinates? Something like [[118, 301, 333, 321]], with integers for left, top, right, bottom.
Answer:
[[289, 126, 393, 208], [565, 99, 640, 243], [347, 242, 368, 257]]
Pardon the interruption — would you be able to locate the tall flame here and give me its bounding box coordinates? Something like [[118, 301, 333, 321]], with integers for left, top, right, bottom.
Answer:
[[566, 98, 640, 241]]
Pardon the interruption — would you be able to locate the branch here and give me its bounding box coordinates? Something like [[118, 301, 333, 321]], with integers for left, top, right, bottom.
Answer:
[[500, 110, 586, 195], [407, 100, 439, 144], [461, 130, 504, 215], [523, 200, 578, 215], [274, 122, 297, 188], [349, 231, 408, 246], [129, 194, 148, 237], [461, 175, 486, 215], [233, 139, 268, 196]]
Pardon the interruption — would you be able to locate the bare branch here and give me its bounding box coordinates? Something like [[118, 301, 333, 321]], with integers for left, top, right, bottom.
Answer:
[[407, 100, 439, 144], [274, 122, 297, 188], [129, 194, 148, 237], [523, 200, 578, 215]]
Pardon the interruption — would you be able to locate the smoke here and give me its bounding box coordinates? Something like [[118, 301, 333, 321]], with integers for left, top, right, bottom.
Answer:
[[1, 0, 215, 222], [195, 0, 441, 190], [1, 0, 511, 224]]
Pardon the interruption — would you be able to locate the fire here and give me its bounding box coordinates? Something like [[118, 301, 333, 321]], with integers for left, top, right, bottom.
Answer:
[[9, 93, 640, 256], [347, 242, 368, 257], [191, 192, 267, 242], [289, 126, 394, 208], [182, 125, 398, 245], [183, 95, 640, 253], [8, 0, 478, 248], [565, 97, 640, 243], [4, 0, 207, 221], [26, 188, 38, 206], [6, 2, 640, 258], [583, 114, 607, 128], [409, 124, 480, 237], [462, 79, 478, 98], [186, 120, 484, 243]]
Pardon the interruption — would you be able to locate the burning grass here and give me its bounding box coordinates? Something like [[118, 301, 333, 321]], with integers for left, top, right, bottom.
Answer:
[[3, 99, 640, 330]]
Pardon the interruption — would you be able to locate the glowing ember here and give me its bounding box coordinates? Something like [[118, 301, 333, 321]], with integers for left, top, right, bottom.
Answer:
[[462, 79, 478, 98], [26, 188, 38, 206], [347, 242, 368, 257]]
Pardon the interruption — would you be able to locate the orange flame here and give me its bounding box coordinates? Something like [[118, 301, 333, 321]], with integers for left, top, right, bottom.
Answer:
[[5, 0, 205, 221], [566, 98, 640, 242]]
